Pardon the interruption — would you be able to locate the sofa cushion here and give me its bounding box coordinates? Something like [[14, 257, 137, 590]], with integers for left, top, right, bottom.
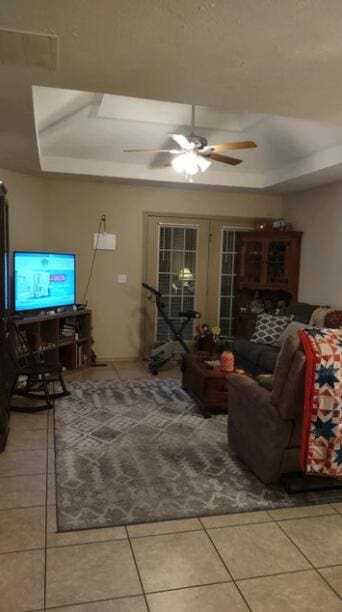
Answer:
[[288, 413, 303, 448], [277, 350, 306, 420], [233, 337, 271, 363], [258, 347, 279, 373], [271, 333, 303, 411], [285, 302, 319, 324], [250, 313, 293, 345], [256, 373, 274, 391], [273, 321, 308, 347]]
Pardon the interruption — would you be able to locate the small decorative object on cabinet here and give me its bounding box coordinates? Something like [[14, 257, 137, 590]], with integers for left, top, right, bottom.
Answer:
[[255, 219, 269, 231], [220, 351, 235, 373], [195, 323, 223, 354], [272, 217, 292, 230], [195, 323, 215, 353], [235, 230, 302, 337]]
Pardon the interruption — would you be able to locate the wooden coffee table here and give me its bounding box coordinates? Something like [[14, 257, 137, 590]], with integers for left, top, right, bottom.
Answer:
[[181, 352, 229, 417]]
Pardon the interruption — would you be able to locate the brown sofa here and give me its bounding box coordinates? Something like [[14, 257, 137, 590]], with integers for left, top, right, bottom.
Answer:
[[227, 333, 306, 484], [232, 302, 319, 375]]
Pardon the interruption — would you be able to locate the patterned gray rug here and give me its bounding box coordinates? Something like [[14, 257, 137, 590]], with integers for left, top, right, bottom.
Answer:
[[54, 378, 342, 531]]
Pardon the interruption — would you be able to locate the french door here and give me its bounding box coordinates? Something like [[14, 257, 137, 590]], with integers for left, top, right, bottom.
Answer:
[[207, 221, 240, 338], [143, 214, 253, 357], [143, 216, 210, 358]]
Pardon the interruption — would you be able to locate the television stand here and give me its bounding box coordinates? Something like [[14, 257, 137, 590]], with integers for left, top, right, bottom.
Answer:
[[12, 309, 92, 371]]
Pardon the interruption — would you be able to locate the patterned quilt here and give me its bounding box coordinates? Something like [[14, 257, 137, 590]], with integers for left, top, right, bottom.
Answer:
[[299, 328, 342, 477]]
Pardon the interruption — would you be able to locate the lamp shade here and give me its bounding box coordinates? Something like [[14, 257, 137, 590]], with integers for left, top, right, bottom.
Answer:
[[178, 267, 194, 281]]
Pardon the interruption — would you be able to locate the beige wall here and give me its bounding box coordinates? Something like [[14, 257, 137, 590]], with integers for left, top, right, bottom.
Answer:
[[0, 168, 47, 251], [44, 179, 283, 358], [5, 164, 342, 356], [285, 181, 342, 309], [1, 168, 283, 358]]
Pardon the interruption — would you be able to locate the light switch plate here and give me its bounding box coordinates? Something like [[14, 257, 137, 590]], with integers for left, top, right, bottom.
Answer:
[[117, 274, 127, 284]]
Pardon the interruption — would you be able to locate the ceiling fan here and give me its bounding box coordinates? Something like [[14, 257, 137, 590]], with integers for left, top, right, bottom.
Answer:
[[123, 105, 257, 177]]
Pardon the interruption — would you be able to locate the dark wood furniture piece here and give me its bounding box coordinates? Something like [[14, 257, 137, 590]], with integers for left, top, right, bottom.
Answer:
[[181, 352, 228, 417], [0, 327, 10, 449], [9, 310, 91, 411], [9, 322, 70, 412], [13, 309, 92, 370], [0, 183, 10, 451], [235, 230, 302, 336]]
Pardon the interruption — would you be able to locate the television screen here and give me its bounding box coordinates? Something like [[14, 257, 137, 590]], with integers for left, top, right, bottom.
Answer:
[[4, 252, 8, 312], [14, 252, 76, 312]]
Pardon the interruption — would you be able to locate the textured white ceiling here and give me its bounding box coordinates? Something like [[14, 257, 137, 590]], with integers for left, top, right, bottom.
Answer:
[[2, 0, 342, 190]]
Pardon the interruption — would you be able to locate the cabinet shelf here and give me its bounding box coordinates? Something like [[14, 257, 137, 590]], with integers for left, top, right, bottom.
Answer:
[[13, 309, 92, 371], [235, 231, 302, 337]]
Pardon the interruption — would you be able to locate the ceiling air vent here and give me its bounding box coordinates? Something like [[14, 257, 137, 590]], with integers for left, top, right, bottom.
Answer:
[[0, 28, 58, 70]]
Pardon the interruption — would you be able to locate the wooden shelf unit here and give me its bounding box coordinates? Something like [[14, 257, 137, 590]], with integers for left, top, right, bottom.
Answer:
[[238, 230, 302, 294], [235, 231, 302, 337], [13, 309, 92, 371]]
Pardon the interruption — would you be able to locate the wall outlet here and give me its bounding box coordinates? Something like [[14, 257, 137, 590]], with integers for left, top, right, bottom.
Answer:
[[117, 274, 127, 284]]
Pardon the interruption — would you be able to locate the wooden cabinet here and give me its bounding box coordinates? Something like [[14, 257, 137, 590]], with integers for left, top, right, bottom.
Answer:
[[238, 231, 302, 295], [235, 231, 302, 336], [13, 309, 92, 371], [0, 184, 10, 452]]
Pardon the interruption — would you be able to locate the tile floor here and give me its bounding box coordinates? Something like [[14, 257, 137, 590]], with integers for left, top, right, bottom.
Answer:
[[0, 361, 341, 611]]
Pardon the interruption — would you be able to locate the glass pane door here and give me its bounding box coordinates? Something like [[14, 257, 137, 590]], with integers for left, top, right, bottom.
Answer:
[[206, 220, 253, 337], [143, 215, 210, 358], [157, 225, 197, 342], [219, 230, 238, 337]]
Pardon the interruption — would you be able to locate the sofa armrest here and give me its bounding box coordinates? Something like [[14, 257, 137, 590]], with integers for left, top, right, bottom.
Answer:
[[227, 373, 293, 483], [227, 373, 270, 405], [227, 373, 292, 425]]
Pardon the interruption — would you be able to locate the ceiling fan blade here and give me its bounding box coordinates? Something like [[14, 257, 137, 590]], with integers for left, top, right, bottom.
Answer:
[[168, 134, 193, 150], [204, 141, 257, 153], [208, 153, 242, 166], [124, 148, 180, 153], [150, 162, 173, 168], [149, 151, 174, 169]]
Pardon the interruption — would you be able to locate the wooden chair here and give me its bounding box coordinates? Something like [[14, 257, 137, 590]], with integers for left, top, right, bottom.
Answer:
[[9, 323, 70, 412]]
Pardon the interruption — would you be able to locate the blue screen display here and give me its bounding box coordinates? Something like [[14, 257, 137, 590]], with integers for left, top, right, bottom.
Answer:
[[4, 252, 8, 311], [14, 252, 76, 312]]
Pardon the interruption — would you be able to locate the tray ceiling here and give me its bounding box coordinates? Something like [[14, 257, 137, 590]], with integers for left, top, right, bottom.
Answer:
[[2, 1, 342, 191], [34, 86, 342, 191]]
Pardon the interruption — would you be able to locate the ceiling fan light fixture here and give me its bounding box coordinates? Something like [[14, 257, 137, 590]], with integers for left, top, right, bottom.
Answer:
[[172, 151, 199, 176], [171, 153, 187, 174], [197, 155, 211, 172], [124, 104, 256, 175]]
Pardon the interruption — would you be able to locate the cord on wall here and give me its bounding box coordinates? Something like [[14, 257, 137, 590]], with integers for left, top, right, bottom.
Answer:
[[82, 214, 106, 305]]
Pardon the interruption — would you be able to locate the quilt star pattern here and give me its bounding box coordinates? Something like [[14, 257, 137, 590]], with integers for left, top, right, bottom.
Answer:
[[299, 328, 342, 477]]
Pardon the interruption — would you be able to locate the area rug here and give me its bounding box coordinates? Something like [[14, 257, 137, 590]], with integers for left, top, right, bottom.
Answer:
[[54, 378, 342, 531]]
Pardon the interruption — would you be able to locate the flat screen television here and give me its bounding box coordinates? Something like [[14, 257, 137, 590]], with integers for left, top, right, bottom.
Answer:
[[14, 251, 76, 313]]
